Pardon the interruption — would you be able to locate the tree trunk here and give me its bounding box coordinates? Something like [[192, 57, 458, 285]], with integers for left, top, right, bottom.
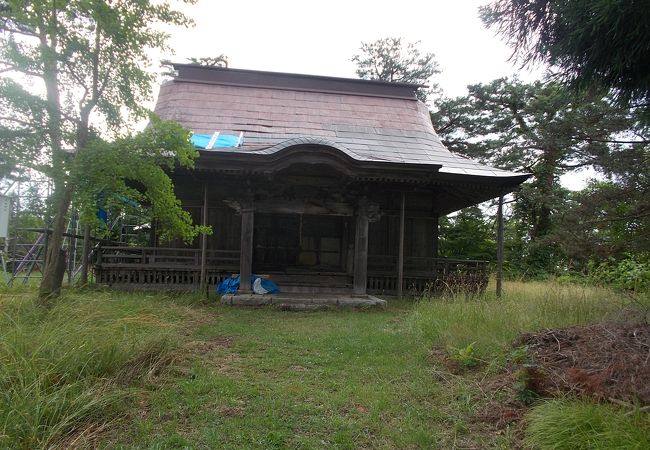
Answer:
[[531, 149, 557, 239], [38, 186, 72, 304], [79, 225, 91, 285]]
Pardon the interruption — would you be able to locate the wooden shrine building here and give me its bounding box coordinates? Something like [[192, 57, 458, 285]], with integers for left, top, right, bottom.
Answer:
[[96, 65, 529, 301]]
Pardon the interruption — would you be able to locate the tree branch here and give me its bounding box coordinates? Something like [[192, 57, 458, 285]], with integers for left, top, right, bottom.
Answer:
[[0, 23, 40, 38], [0, 116, 35, 127], [570, 134, 649, 145], [584, 210, 650, 224], [0, 61, 43, 78]]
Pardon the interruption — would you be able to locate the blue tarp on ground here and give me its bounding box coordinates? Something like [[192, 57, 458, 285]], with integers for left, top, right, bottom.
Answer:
[[216, 275, 280, 295], [191, 134, 240, 149]]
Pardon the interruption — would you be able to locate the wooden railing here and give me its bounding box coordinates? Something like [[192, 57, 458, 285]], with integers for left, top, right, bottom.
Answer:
[[367, 255, 490, 295], [95, 246, 490, 295], [95, 246, 239, 289]]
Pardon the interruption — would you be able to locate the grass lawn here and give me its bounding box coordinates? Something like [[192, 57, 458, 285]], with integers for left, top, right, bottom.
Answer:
[[106, 298, 442, 449], [1, 281, 647, 449]]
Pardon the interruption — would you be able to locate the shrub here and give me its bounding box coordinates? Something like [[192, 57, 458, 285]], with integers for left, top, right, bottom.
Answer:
[[448, 342, 479, 368], [589, 255, 650, 292]]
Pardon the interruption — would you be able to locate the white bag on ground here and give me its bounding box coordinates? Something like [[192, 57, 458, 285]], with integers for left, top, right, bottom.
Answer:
[[253, 277, 269, 295]]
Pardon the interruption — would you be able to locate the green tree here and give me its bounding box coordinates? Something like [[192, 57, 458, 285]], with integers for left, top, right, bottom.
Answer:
[[0, 0, 200, 302], [432, 78, 633, 274], [351, 37, 440, 103], [552, 148, 650, 270], [73, 118, 203, 243], [439, 206, 496, 261], [480, 0, 650, 113], [188, 55, 228, 68]]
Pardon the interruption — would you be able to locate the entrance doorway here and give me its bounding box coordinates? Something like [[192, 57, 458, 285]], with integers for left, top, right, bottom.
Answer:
[[253, 214, 348, 273]]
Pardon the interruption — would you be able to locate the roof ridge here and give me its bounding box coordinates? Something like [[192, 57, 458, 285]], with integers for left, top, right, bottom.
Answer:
[[170, 64, 422, 101], [171, 64, 427, 89]]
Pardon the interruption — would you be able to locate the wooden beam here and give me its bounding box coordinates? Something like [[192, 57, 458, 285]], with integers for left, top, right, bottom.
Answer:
[[251, 199, 353, 216], [199, 184, 208, 294], [496, 195, 504, 298], [397, 192, 405, 299], [239, 204, 254, 294], [353, 202, 369, 295]]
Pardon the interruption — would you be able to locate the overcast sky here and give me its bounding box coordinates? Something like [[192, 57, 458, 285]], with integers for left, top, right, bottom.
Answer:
[[163, 0, 541, 97]]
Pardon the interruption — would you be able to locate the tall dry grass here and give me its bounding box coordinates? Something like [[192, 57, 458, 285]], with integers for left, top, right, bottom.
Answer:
[[0, 288, 190, 449], [412, 280, 632, 361]]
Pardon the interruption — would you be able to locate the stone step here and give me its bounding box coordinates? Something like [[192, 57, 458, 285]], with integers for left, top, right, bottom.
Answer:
[[220, 293, 386, 308]]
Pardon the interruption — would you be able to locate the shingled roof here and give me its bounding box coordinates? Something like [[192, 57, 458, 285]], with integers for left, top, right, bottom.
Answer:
[[154, 64, 527, 181]]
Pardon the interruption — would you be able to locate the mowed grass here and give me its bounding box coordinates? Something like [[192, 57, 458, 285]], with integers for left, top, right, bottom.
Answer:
[[1, 280, 645, 449], [107, 301, 441, 449]]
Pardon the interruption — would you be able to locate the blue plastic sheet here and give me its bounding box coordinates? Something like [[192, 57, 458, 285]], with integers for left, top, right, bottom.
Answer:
[[191, 134, 240, 149], [217, 276, 240, 294], [216, 275, 280, 294]]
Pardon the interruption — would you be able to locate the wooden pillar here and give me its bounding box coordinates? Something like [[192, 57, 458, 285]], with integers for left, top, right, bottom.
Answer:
[[239, 204, 254, 294], [149, 221, 157, 247], [353, 202, 369, 295], [345, 217, 355, 276], [199, 184, 208, 294], [397, 192, 405, 299], [496, 195, 505, 298], [432, 215, 439, 259]]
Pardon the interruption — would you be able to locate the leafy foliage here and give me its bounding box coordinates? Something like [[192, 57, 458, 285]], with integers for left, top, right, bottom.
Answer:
[[352, 37, 440, 102], [0, 0, 198, 298], [73, 117, 208, 243], [439, 206, 496, 261], [449, 341, 479, 368], [432, 78, 639, 275], [589, 256, 650, 292], [188, 55, 228, 68], [480, 0, 650, 113], [554, 178, 650, 269]]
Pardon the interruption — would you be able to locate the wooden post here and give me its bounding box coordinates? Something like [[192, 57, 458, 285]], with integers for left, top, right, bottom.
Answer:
[[199, 184, 208, 295], [432, 214, 439, 277], [397, 192, 405, 299], [432, 215, 439, 259], [353, 201, 369, 295], [149, 221, 157, 247], [239, 204, 254, 294], [496, 195, 504, 298], [79, 225, 91, 285], [42, 228, 49, 268]]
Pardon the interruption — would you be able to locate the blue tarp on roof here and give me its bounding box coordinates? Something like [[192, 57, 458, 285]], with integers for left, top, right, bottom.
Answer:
[[191, 133, 241, 149]]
